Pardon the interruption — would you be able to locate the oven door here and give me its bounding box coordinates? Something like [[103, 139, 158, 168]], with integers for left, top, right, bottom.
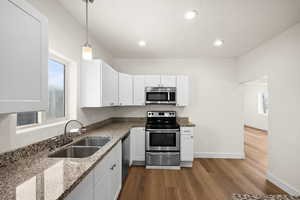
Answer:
[[146, 129, 180, 151]]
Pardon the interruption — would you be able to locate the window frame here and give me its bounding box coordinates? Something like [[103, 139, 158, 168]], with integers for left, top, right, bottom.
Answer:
[[16, 52, 70, 129]]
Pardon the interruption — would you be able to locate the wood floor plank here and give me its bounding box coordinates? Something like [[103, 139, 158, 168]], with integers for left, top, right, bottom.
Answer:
[[118, 127, 285, 200]]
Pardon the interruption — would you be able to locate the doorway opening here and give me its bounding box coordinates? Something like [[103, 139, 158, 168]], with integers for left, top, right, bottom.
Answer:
[[243, 76, 269, 173]]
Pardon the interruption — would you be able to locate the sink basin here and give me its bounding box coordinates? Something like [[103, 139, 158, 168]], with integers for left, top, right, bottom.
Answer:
[[48, 146, 99, 158], [72, 136, 111, 147]]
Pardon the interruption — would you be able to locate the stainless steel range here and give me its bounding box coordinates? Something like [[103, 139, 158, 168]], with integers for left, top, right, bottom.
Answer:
[[145, 111, 180, 169]]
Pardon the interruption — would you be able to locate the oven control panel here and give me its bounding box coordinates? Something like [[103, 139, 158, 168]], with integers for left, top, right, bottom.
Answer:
[[147, 111, 176, 117]]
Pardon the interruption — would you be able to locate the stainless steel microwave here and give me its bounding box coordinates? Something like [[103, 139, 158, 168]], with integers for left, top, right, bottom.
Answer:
[[145, 87, 176, 105]]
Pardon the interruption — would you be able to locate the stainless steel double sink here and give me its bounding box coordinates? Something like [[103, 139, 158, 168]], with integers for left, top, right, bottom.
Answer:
[[48, 136, 111, 158]]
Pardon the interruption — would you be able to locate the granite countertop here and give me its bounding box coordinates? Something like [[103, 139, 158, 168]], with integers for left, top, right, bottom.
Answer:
[[0, 121, 144, 200], [0, 119, 195, 200]]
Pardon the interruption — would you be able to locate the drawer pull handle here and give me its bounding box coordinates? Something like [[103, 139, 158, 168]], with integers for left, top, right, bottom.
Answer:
[[110, 164, 116, 170]]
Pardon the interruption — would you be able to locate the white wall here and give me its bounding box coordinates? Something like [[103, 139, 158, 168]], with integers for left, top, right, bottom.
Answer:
[[0, 0, 114, 153], [237, 23, 300, 195], [243, 83, 268, 130], [113, 58, 244, 157]]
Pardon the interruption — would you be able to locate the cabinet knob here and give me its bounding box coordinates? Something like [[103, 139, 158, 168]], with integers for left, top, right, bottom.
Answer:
[[110, 164, 116, 170], [190, 136, 193, 139]]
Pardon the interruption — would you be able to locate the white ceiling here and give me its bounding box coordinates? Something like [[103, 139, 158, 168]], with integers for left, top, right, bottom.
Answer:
[[58, 0, 300, 58]]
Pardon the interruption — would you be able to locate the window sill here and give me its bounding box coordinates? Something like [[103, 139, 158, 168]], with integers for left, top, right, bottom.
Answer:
[[16, 120, 68, 135]]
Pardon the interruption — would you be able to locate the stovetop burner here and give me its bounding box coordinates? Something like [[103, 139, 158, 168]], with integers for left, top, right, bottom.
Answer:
[[146, 111, 179, 130]]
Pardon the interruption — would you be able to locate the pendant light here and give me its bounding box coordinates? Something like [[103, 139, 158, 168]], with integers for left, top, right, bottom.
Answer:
[[82, 0, 94, 60]]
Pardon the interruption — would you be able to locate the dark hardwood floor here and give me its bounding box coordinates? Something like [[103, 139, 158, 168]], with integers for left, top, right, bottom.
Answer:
[[118, 127, 285, 200]]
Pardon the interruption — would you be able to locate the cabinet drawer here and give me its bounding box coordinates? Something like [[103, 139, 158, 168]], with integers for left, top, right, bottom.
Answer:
[[181, 127, 193, 135]]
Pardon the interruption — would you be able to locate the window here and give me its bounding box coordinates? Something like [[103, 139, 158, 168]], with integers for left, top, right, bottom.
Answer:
[[17, 112, 39, 127], [258, 92, 269, 115], [46, 59, 65, 120], [17, 58, 68, 127]]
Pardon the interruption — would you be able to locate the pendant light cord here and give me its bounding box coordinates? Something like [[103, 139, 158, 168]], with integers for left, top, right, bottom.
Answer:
[[86, 0, 89, 45]]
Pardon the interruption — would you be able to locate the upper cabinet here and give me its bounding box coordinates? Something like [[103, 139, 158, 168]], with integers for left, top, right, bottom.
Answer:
[[144, 75, 161, 87], [176, 75, 189, 106], [119, 73, 133, 106], [144, 75, 177, 87], [81, 60, 118, 108], [0, 0, 48, 114], [102, 62, 118, 106], [161, 75, 177, 87], [133, 75, 145, 106], [81, 62, 189, 107]]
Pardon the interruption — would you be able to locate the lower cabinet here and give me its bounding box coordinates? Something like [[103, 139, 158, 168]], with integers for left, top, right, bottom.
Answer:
[[108, 142, 122, 200], [65, 141, 122, 200], [130, 127, 145, 165], [180, 127, 194, 167], [65, 172, 94, 200]]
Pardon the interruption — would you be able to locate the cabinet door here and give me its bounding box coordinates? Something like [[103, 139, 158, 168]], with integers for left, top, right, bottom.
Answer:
[[144, 75, 161, 87], [161, 75, 177, 87], [130, 127, 145, 162], [112, 69, 119, 106], [80, 60, 102, 107], [94, 172, 109, 200], [133, 75, 145, 105], [0, 0, 48, 114], [102, 63, 116, 106], [119, 73, 133, 106], [109, 141, 122, 200], [65, 172, 94, 200], [180, 127, 194, 162], [176, 75, 189, 106]]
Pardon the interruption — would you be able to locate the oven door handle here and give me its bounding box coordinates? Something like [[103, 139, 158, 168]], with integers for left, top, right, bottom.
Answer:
[[146, 129, 180, 132]]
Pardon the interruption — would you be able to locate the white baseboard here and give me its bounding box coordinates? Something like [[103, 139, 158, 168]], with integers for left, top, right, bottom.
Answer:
[[194, 152, 245, 159], [146, 166, 181, 170], [267, 171, 300, 196]]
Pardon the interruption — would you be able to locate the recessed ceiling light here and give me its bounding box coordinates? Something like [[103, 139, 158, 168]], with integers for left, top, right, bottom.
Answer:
[[138, 40, 147, 47], [213, 39, 224, 47], [184, 10, 198, 20]]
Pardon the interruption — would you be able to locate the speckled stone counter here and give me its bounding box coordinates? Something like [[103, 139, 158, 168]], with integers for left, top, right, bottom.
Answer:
[[0, 118, 195, 200], [0, 121, 144, 200], [177, 118, 196, 127]]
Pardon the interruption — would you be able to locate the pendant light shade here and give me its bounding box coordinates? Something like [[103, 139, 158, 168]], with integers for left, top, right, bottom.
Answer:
[[82, 43, 93, 60], [82, 0, 93, 60]]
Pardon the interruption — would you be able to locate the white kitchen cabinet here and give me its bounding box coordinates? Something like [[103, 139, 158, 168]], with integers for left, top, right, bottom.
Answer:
[[81, 60, 118, 108], [161, 75, 177, 87], [94, 152, 109, 200], [118, 73, 133, 106], [93, 141, 121, 200], [102, 62, 118, 106], [133, 75, 145, 105], [0, 0, 48, 114], [180, 127, 194, 167], [109, 141, 122, 200], [130, 127, 145, 164], [176, 75, 189, 106], [66, 141, 122, 200], [65, 172, 94, 200], [144, 75, 161, 87], [94, 173, 109, 200]]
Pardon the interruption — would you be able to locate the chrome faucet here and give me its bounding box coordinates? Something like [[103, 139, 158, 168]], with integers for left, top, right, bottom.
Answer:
[[63, 120, 86, 144]]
